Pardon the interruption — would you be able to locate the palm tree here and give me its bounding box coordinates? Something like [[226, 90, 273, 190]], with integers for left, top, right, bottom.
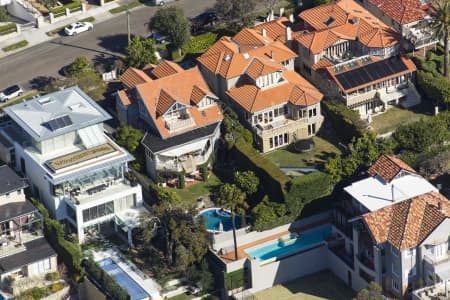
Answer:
[[430, 0, 450, 78], [217, 184, 248, 261]]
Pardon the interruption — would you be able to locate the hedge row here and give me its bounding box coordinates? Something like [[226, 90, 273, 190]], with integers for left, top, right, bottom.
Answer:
[[50, 1, 81, 14], [83, 258, 130, 300], [30, 198, 84, 280], [232, 138, 289, 201], [322, 101, 365, 144], [224, 268, 246, 290], [0, 23, 17, 36], [182, 32, 218, 55]]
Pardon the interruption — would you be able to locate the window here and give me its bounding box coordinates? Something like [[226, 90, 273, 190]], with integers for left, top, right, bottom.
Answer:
[[37, 258, 51, 273], [274, 108, 279, 118], [308, 108, 317, 118], [284, 105, 288, 115], [406, 247, 416, 257], [431, 243, 446, 258], [391, 244, 399, 257], [284, 133, 289, 144], [308, 123, 316, 136], [392, 279, 399, 292], [269, 138, 274, 149]]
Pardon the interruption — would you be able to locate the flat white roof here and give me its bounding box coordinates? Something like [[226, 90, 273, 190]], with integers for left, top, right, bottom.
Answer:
[[344, 174, 438, 212]]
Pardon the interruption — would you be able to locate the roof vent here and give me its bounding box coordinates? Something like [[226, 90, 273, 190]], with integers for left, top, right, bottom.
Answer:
[[38, 97, 53, 105], [323, 16, 335, 26], [243, 53, 250, 59], [224, 54, 231, 61], [201, 110, 207, 117], [350, 17, 358, 24]]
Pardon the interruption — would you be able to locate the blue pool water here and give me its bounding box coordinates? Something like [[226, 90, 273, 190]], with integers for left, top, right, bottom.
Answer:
[[97, 258, 149, 300], [198, 208, 244, 232], [245, 224, 332, 261], [0, 294, 4, 300]]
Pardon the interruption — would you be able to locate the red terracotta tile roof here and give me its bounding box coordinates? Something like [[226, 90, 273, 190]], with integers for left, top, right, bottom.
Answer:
[[117, 89, 138, 106], [245, 57, 283, 80], [362, 192, 450, 250], [253, 17, 303, 43], [135, 66, 223, 138], [367, 0, 428, 25], [197, 29, 297, 79], [296, 0, 399, 53], [226, 70, 323, 113], [367, 154, 417, 183], [120, 67, 153, 89], [144, 60, 184, 79]]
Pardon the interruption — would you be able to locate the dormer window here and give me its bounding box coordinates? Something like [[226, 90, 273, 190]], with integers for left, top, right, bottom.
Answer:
[[324, 17, 335, 26], [164, 102, 188, 119], [198, 96, 215, 109], [256, 71, 283, 89]]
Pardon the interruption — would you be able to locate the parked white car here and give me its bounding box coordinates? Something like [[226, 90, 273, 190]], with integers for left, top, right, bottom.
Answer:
[[64, 22, 93, 36], [0, 85, 23, 102]]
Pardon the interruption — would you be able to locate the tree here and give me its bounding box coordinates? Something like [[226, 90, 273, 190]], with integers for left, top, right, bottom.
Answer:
[[116, 126, 143, 154], [314, 0, 333, 6], [252, 196, 290, 231], [354, 282, 384, 300], [125, 36, 158, 69], [430, 0, 450, 78], [149, 6, 190, 55], [234, 171, 259, 195], [0, 6, 7, 22], [64, 56, 93, 77], [216, 184, 247, 261], [215, 0, 256, 31]]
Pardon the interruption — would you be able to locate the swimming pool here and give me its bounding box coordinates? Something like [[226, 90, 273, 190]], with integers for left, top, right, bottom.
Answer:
[[245, 224, 332, 262], [97, 258, 150, 300], [198, 208, 245, 232]]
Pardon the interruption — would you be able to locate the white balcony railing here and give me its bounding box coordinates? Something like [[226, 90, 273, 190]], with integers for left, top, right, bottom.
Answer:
[[165, 117, 194, 131]]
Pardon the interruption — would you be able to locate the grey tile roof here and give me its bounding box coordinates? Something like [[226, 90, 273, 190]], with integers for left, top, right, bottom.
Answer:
[[3, 86, 111, 142], [0, 200, 37, 222], [0, 237, 56, 273], [141, 122, 220, 153], [0, 166, 27, 196]]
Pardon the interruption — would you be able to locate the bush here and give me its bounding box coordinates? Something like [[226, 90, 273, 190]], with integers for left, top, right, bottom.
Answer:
[[182, 32, 218, 54], [322, 101, 366, 144], [50, 1, 81, 14], [0, 23, 17, 36], [45, 271, 60, 281], [252, 196, 291, 231], [232, 138, 289, 201], [178, 172, 185, 188], [2, 276, 14, 293], [2, 40, 28, 52]]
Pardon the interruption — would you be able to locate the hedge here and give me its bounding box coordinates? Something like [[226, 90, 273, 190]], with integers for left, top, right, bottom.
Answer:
[[2, 40, 28, 52], [225, 268, 246, 290], [232, 138, 289, 201], [50, 1, 81, 14], [182, 32, 218, 55], [83, 258, 130, 300], [0, 23, 17, 36], [322, 101, 365, 144], [30, 198, 83, 280]]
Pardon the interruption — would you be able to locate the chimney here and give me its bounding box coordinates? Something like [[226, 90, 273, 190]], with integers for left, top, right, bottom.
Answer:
[[391, 184, 395, 202], [286, 26, 292, 41], [289, 13, 294, 23], [262, 28, 267, 37], [279, 7, 285, 17]]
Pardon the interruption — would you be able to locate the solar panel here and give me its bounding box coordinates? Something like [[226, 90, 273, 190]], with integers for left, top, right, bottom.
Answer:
[[46, 115, 73, 131], [335, 57, 409, 91]]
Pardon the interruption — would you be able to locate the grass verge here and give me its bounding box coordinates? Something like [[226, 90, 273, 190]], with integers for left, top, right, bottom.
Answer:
[[79, 16, 96, 23], [109, 1, 141, 14], [2, 40, 28, 52]]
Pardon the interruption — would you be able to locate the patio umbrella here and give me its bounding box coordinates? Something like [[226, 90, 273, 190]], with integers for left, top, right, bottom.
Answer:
[[218, 221, 224, 232]]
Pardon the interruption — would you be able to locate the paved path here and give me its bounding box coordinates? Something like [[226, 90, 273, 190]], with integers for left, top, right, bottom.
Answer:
[[0, 0, 216, 90]]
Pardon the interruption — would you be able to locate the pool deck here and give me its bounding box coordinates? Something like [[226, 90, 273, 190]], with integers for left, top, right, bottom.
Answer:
[[94, 250, 162, 300], [220, 219, 329, 263]]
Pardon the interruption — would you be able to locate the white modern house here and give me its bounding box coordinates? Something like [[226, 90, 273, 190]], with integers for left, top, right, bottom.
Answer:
[[0, 87, 144, 244], [0, 165, 57, 295]]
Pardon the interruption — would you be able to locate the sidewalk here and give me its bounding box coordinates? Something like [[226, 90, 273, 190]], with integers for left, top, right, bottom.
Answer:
[[0, 1, 122, 58]]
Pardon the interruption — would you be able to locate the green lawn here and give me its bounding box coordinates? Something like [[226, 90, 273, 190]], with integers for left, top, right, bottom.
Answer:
[[264, 136, 341, 169], [245, 271, 355, 300], [370, 106, 430, 134], [174, 173, 222, 204]]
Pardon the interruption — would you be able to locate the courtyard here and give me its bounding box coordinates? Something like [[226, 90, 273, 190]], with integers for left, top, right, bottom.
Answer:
[[244, 271, 355, 300]]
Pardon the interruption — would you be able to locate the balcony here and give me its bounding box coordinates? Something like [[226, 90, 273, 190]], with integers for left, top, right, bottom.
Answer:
[[255, 117, 308, 137], [0, 230, 44, 259], [424, 253, 450, 267], [165, 116, 194, 131], [156, 145, 212, 172], [68, 179, 139, 206]]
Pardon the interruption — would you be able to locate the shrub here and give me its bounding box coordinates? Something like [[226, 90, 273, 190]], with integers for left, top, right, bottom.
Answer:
[[224, 269, 246, 290], [45, 271, 60, 281], [50, 1, 81, 14], [0, 23, 17, 36], [322, 101, 366, 144], [232, 138, 289, 201], [2, 276, 14, 293], [182, 32, 218, 54], [252, 196, 291, 231], [178, 172, 185, 188], [50, 282, 63, 293], [199, 164, 209, 181], [2, 40, 28, 52]]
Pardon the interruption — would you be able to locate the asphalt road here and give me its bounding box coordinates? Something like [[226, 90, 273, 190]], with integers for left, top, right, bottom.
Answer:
[[0, 0, 216, 90]]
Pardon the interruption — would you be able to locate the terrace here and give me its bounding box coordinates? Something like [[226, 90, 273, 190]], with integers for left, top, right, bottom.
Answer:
[[68, 180, 137, 206]]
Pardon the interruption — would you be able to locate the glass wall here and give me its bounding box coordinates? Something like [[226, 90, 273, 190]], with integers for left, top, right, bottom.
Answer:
[[82, 201, 114, 222]]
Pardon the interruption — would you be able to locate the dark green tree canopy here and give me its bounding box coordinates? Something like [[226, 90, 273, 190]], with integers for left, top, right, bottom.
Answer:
[[215, 0, 256, 30], [125, 36, 159, 69], [234, 171, 259, 195], [149, 6, 191, 50], [429, 0, 450, 78], [115, 126, 144, 153]]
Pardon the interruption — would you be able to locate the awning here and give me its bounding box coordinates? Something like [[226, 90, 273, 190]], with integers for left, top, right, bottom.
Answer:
[[160, 139, 208, 157], [78, 125, 106, 148]]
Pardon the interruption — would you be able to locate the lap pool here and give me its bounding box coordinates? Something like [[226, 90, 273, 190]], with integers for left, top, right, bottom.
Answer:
[[97, 258, 150, 300], [245, 224, 332, 262]]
